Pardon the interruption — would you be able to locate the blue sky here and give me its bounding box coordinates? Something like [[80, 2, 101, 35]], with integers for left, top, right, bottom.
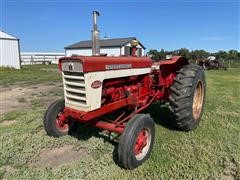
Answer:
[[1, 0, 239, 53]]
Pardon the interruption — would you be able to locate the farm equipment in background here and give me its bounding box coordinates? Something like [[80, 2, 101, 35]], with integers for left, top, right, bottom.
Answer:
[[198, 56, 227, 70], [44, 11, 206, 169]]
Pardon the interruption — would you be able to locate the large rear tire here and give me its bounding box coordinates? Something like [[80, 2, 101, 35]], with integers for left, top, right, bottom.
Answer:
[[169, 64, 206, 131], [118, 114, 155, 169]]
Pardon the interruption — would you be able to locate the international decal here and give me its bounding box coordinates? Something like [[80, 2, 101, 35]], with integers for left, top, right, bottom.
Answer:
[[105, 64, 132, 70], [91, 80, 102, 89]]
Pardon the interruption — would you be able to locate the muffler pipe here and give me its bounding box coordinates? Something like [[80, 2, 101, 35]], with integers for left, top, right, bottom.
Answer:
[[92, 11, 100, 56]]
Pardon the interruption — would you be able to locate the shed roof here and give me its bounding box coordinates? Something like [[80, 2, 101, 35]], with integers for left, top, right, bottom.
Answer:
[[0, 31, 18, 40], [65, 37, 146, 49]]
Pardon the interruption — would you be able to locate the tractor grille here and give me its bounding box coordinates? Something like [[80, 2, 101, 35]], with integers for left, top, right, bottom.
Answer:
[[63, 71, 87, 107]]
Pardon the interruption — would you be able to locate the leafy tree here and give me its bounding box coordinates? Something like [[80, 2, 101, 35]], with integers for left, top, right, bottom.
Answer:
[[227, 50, 239, 60], [178, 48, 190, 59], [147, 49, 160, 61], [147, 48, 239, 62]]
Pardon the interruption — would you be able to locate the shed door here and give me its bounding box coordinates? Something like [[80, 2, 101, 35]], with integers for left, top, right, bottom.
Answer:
[[124, 46, 130, 56], [138, 48, 142, 57]]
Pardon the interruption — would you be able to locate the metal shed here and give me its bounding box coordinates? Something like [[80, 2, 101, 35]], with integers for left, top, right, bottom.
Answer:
[[65, 37, 146, 57], [0, 31, 21, 69]]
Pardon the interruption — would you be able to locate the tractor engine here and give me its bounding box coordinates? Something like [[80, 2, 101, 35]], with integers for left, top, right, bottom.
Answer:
[[58, 56, 152, 113], [102, 74, 151, 106]]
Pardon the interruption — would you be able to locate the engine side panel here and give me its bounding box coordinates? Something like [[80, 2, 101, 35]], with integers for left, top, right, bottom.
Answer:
[[64, 68, 151, 112]]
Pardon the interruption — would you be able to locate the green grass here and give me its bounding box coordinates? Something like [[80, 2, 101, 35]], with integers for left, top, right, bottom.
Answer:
[[0, 64, 61, 86], [0, 67, 239, 179]]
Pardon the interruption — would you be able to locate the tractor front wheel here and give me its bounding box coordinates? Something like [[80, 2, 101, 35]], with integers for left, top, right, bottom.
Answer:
[[118, 114, 155, 169], [44, 99, 76, 137]]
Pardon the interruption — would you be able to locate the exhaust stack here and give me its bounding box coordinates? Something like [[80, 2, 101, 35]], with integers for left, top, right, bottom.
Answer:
[[92, 11, 100, 56]]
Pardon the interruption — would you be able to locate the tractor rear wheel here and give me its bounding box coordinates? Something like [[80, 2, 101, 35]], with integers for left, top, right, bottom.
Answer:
[[118, 114, 155, 169], [169, 64, 206, 131], [44, 99, 77, 137]]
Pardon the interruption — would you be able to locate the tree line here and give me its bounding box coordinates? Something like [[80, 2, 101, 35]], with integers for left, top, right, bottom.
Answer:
[[147, 48, 240, 62]]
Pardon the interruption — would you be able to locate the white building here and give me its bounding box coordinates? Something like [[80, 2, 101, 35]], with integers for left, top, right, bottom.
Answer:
[[0, 31, 21, 69], [65, 37, 145, 57]]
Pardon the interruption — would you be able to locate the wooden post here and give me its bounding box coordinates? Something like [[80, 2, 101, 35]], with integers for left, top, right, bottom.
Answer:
[[31, 55, 33, 65]]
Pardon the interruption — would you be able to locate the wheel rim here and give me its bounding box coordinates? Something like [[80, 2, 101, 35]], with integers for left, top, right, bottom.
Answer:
[[55, 111, 70, 132], [192, 80, 204, 120], [203, 63, 207, 70], [134, 128, 151, 161]]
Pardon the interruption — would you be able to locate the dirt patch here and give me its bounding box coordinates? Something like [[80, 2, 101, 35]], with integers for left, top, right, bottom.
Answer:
[[222, 175, 235, 180], [0, 165, 16, 173], [0, 165, 16, 179], [222, 159, 239, 180], [0, 83, 62, 115], [0, 120, 17, 127], [31, 145, 87, 168], [38, 96, 61, 109]]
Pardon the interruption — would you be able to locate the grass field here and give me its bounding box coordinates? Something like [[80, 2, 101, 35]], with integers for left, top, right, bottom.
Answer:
[[0, 65, 239, 179]]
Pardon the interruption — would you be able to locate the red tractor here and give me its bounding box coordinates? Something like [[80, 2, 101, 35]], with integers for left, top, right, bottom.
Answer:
[[197, 56, 227, 70], [44, 11, 206, 169]]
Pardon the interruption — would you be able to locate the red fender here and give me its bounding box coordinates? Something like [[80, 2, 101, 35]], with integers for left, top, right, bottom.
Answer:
[[160, 56, 188, 65], [152, 56, 189, 100]]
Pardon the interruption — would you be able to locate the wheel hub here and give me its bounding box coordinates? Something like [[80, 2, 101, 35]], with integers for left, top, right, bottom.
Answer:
[[55, 112, 70, 132], [134, 128, 151, 160], [192, 80, 204, 120]]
